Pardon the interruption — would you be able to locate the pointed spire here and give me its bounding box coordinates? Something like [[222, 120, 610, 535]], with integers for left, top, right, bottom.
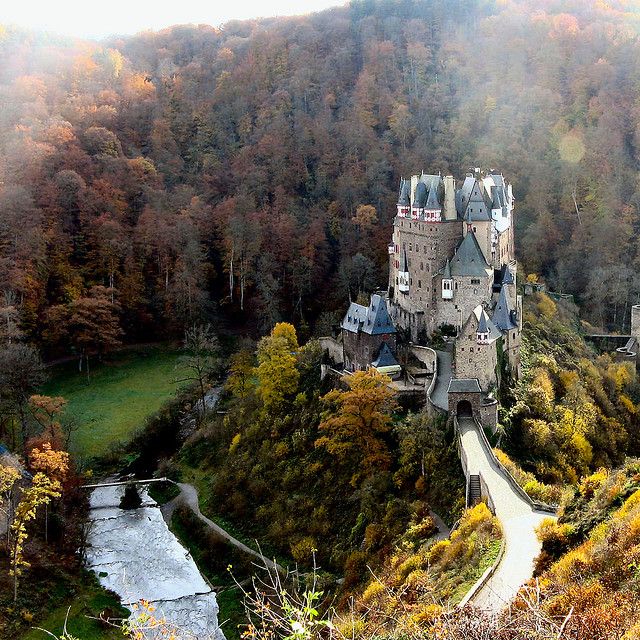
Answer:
[[397, 178, 410, 206], [478, 310, 489, 334], [443, 258, 451, 279], [492, 285, 517, 331], [402, 247, 409, 273], [425, 182, 441, 210]]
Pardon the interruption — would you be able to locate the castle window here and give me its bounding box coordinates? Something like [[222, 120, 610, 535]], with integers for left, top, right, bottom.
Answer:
[[470, 347, 474, 353], [420, 262, 424, 270], [418, 280, 422, 288], [424, 246, 427, 253], [460, 347, 464, 352], [471, 279, 480, 284]]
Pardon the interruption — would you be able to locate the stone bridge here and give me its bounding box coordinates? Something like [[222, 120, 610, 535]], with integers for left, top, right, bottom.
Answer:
[[455, 416, 555, 612]]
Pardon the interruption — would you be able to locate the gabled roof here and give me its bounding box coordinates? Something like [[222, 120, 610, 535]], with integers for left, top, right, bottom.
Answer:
[[372, 342, 399, 368], [450, 232, 490, 278], [341, 294, 396, 336], [464, 180, 492, 221], [397, 178, 410, 206], [492, 286, 518, 331], [456, 175, 476, 215]]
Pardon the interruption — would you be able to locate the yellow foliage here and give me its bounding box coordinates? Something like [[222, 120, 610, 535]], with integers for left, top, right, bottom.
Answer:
[[427, 539, 450, 563], [618, 489, 640, 519], [536, 293, 557, 318], [229, 433, 241, 453], [619, 394, 637, 415], [551, 542, 592, 585], [290, 536, 317, 564], [361, 580, 385, 603], [579, 468, 608, 498]]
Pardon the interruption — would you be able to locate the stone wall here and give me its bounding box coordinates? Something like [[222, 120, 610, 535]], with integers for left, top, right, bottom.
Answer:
[[433, 274, 493, 331], [342, 330, 396, 372], [319, 336, 344, 365], [389, 218, 462, 339], [454, 318, 498, 392]]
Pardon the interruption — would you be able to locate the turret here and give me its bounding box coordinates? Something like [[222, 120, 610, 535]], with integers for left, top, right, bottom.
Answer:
[[442, 259, 453, 300], [397, 178, 410, 218], [477, 310, 490, 344], [398, 248, 410, 294]]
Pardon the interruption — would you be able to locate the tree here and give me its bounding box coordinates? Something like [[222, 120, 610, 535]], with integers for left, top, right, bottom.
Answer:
[[47, 287, 122, 380], [179, 324, 221, 416], [254, 323, 300, 412], [10, 472, 61, 601], [316, 369, 397, 486], [0, 464, 21, 546], [226, 349, 255, 400], [28, 442, 69, 543], [0, 343, 46, 447]]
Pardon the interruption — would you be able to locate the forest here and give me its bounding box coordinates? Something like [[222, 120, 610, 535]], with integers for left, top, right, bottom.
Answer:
[[3, 0, 640, 638], [2, 0, 640, 357]]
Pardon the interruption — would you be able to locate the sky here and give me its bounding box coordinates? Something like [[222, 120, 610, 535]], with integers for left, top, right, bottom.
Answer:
[[0, 0, 347, 39]]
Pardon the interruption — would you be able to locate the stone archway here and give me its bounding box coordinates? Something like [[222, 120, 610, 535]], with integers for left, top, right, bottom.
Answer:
[[457, 399, 473, 417]]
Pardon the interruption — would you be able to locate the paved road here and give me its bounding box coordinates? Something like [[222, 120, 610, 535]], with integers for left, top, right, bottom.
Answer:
[[430, 350, 452, 410], [458, 417, 552, 613], [162, 482, 285, 575]]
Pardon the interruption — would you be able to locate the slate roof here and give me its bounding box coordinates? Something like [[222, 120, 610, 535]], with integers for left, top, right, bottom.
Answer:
[[456, 175, 476, 215], [471, 305, 501, 342], [372, 342, 400, 368], [448, 378, 482, 393], [397, 178, 410, 205], [425, 182, 441, 209], [443, 259, 452, 279], [492, 286, 518, 331], [502, 265, 515, 285], [414, 181, 427, 208], [464, 180, 492, 221], [341, 294, 396, 336], [450, 232, 490, 278]]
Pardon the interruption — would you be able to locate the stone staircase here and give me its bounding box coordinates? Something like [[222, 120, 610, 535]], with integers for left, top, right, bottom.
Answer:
[[467, 474, 482, 507]]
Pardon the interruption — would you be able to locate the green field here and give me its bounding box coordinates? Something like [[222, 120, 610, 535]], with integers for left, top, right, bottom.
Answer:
[[41, 347, 189, 459]]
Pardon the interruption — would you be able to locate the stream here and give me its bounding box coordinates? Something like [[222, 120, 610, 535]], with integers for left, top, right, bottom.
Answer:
[[85, 386, 226, 639]]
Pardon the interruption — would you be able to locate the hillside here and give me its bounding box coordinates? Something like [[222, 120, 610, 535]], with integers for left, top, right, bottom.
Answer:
[[2, 0, 640, 355]]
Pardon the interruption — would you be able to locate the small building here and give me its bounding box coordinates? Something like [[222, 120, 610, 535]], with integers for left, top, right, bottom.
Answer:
[[341, 294, 397, 372]]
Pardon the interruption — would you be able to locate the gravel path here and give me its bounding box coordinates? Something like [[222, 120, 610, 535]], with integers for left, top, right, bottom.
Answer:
[[458, 417, 551, 613], [162, 482, 285, 575]]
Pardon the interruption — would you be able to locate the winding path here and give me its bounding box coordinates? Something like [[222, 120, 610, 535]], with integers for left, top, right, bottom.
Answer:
[[162, 482, 285, 575], [458, 417, 552, 612], [430, 350, 452, 410]]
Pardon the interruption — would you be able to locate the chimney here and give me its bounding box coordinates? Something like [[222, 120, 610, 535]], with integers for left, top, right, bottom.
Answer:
[[443, 175, 456, 220]]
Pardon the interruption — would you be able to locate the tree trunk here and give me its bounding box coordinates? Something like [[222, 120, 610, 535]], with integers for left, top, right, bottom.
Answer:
[[229, 246, 234, 303]]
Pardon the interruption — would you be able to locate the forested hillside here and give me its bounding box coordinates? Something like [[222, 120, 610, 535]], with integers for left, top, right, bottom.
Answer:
[[2, 0, 640, 354]]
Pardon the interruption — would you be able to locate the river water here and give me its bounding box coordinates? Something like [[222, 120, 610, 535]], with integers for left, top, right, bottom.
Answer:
[[86, 484, 225, 640]]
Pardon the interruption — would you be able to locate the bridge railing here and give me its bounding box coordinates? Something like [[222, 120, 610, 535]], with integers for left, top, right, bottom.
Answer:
[[454, 417, 557, 515]]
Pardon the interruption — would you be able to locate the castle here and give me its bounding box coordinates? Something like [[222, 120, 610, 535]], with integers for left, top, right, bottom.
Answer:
[[332, 169, 522, 427]]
